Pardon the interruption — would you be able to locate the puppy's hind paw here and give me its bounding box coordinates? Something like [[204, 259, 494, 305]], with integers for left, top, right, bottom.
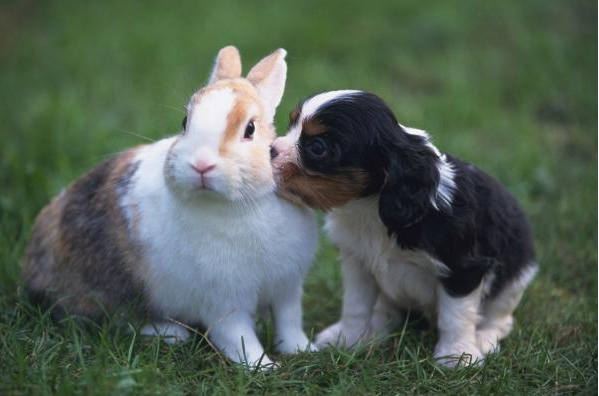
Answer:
[[476, 328, 502, 356], [433, 341, 484, 368], [306, 342, 319, 352]]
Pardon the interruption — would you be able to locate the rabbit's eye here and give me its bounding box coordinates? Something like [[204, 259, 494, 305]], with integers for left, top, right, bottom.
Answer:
[[181, 116, 188, 131], [244, 121, 255, 140]]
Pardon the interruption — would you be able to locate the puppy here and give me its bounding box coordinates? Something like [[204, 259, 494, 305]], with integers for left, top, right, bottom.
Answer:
[[271, 90, 537, 367]]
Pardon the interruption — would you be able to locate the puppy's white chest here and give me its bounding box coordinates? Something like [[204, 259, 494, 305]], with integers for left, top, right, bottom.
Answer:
[[326, 199, 442, 313], [371, 249, 440, 313]]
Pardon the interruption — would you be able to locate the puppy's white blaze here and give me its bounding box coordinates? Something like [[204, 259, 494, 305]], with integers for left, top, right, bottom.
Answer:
[[276, 91, 360, 154], [301, 90, 360, 121], [400, 123, 456, 210], [187, 88, 236, 150]]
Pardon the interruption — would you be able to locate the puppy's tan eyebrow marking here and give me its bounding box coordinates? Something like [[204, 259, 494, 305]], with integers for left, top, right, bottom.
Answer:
[[302, 117, 326, 136]]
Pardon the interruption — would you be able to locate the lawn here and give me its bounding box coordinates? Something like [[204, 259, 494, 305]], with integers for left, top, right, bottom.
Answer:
[[0, 0, 596, 394]]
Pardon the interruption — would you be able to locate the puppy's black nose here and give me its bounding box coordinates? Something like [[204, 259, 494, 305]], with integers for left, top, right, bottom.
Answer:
[[270, 145, 279, 159]]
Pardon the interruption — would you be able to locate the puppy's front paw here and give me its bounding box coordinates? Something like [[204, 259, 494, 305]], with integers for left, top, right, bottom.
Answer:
[[476, 328, 502, 356], [315, 321, 371, 348], [276, 331, 317, 354], [476, 316, 513, 355], [433, 341, 484, 368], [243, 355, 279, 371]]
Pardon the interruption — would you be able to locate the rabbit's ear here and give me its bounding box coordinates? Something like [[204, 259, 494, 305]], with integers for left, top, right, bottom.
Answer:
[[246, 48, 287, 120], [208, 46, 242, 84]]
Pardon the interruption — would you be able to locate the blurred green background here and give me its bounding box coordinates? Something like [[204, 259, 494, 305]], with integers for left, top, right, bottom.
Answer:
[[0, 1, 596, 394]]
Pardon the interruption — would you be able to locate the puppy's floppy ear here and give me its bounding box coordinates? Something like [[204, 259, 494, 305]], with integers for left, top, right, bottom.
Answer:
[[378, 137, 440, 232], [208, 45, 242, 84], [246, 48, 287, 120]]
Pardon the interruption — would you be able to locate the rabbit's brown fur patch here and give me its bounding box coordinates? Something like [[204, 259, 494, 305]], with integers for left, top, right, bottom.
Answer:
[[22, 149, 149, 319]]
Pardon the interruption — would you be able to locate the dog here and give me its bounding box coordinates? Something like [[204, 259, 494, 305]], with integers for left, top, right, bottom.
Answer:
[[270, 90, 537, 366]]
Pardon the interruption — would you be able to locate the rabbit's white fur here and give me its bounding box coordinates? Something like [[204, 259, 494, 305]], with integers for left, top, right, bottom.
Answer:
[[125, 47, 318, 367], [125, 136, 317, 366]]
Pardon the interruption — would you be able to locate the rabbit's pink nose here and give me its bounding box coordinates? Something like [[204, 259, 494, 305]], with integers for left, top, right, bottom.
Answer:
[[191, 161, 216, 175]]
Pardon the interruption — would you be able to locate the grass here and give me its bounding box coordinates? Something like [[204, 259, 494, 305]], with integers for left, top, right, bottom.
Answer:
[[0, 0, 596, 394]]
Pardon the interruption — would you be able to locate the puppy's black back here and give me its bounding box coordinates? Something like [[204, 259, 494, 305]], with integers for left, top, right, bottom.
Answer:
[[304, 91, 536, 298], [395, 155, 536, 298]]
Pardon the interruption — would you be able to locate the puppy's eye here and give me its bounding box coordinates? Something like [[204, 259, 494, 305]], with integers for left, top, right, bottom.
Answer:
[[307, 137, 327, 158], [181, 116, 188, 130], [244, 121, 255, 140]]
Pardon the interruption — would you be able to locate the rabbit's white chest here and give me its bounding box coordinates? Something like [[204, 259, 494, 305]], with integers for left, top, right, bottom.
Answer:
[[123, 139, 317, 325], [137, 193, 315, 324]]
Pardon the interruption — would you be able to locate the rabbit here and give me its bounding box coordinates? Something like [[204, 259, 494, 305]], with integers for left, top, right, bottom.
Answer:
[[22, 46, 318, 368]]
